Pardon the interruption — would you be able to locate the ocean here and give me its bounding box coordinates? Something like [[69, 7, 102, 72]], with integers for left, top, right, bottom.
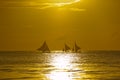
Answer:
[[0, 51, 120, 80]]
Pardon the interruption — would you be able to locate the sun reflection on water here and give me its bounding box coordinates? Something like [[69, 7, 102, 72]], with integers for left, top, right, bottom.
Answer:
[[47, 71, 73, 80], [45, 53, 75, 80], [51, 54, 73, 70]]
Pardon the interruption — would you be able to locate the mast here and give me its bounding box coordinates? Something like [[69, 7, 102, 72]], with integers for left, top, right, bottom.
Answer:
[[37, 41, 50, 53]]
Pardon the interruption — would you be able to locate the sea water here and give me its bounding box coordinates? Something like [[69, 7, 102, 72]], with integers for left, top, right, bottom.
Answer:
[[0, 51, 120, 80]]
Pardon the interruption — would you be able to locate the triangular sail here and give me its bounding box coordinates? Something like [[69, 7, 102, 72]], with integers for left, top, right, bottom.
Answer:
[[63, 43, 71, 52], [73, 42, 81, 52], [37, 41, 50, 53]]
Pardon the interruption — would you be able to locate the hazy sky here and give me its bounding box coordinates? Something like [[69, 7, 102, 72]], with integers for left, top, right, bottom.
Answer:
[[0, 0, 120, 51]]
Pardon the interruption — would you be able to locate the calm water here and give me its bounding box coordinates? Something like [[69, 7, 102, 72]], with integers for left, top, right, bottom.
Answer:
[[0, 51, 120, 80]]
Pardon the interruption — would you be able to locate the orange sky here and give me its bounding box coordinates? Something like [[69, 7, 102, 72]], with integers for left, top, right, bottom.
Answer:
[[0, 0, 120, 51]]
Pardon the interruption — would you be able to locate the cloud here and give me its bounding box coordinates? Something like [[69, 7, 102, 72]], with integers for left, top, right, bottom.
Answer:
[[0, 0, 86, 12], [68, 8, 86, 11]]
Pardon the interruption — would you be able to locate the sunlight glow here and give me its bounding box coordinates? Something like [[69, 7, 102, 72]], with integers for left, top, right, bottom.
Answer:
[[45, 53, 84, 80], [53, 0, 81, 7], [51, 54, 73, 69], [29, 0, 81, 10], [47, 71, 72, 80]]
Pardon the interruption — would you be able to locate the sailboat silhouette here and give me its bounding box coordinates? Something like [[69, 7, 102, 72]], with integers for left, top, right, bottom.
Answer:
[[63, 43, 71, 52], [72, 42, 81, 53], [37, 41, 50, 53], [63, 42, 81, 53]]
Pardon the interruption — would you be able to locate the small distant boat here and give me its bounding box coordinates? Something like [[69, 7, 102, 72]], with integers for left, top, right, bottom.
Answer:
[[63, 43, 71, 52], [72, 42, 81, 53], [63, 42, 81, 53], [37, 41, 50, 53]]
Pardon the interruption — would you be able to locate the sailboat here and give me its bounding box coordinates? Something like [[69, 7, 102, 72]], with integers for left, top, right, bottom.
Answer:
[[72, 42, 81, 53], [63, 43, 71, 52], [37, 41, 50, 53]]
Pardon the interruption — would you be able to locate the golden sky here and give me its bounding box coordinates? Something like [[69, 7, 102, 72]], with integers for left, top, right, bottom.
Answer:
[[0, 0, 120, 51]]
